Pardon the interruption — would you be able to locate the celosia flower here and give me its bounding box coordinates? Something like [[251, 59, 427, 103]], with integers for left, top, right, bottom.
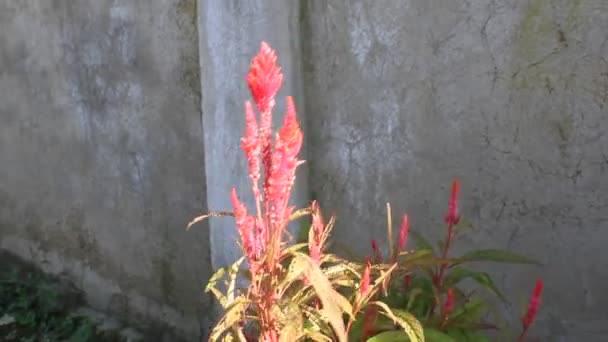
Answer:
[[371, 239, 382, 263], [231, 189, 256, 263], [247, 42, 283, 198], [398, 214, 409, 253], [241, 101, 261, 197], [443, 288, 454, 317], [246, 41, 283, 114], [360, 257, 372, 298], [268, 96, 303, 228], [444, 179, 460, 226], [522, 278, 543, 333]]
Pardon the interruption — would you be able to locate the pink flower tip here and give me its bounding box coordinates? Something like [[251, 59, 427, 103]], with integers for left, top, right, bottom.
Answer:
[[443, 288, 454, 317], [398, 214, 409, 253], [444, 179, 461, 225], [246, 41, 283, 114], [522, 277, 544, 331], [360, 257, 372, 297], [371, 239, 382, 263]]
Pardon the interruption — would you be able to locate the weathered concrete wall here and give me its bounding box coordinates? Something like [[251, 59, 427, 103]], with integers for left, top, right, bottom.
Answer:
[[301, 1, 608, 340], [198, 1, 309, 271], [2, 0, 607, 340], [0, 1, 211, 340]]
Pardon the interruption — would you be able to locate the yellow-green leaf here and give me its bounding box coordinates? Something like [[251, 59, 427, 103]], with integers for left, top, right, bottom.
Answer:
[[367, 330, 411, 342], [209, 298, 249, 341], [290, 207, 312, 222], [296, 253, 352, 342], [424, 328, 456, 342], [371, 301, 424, 342], [226, 257, 245, 303], [187, 211, 234, 230]]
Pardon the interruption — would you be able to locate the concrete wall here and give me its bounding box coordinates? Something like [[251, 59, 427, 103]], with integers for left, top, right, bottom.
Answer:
[[2, 0, 608, 341], [301, 1, 608, 340], [0, 1, 211, 340]]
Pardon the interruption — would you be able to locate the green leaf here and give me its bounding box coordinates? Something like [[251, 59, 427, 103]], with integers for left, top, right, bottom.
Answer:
[[411, 231, 434, 252], [278, 302, 304, 342], [459, 249, 539, 264], [297, 216, 312, 244], [371, 301, 424, 342], [444, 328, 491, 342], [367, 330, 411, 342], [399, 249, 433, 263], [209, 297, 249, 341], [443, 267, 507, 302], [205, 257, 245, 308], [226, 257, 245, 303], [290, 207, 312, 222], [449, 297, 489, 325], [462, 331, 491, 342], [424, 328, 456, 342]]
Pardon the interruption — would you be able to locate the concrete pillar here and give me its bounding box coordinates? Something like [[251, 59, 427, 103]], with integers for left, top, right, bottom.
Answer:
[[198, 1, 309, 272]]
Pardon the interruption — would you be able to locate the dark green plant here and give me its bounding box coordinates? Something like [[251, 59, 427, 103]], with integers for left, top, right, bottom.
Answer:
[[346, 180, 544, 342], [0, 267, 104, 342]]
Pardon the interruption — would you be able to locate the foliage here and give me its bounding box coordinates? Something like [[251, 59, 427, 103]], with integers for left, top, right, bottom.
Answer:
[[189, 42, 423, 342], [190, 41, 544, 342], [348, 180, 544, 342], [0, 268, 95, 342]]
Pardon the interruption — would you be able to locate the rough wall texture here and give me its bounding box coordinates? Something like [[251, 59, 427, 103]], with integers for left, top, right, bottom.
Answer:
[[198, 0, 309, 272], [0, 1, 211, 340], [301, 0, 608, 340], [2, 0, 607, 340]]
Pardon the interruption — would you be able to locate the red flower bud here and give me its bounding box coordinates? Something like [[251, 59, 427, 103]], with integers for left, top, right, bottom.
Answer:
[[444, 179, 460, 225], [398, 214, 409, 253], [443, 288, 454, 317], [246, 41, 283, 114], [360, 258, 372, 298], [403, 274, 411, 290], [371, 239, 382, 263], [522, 278, 543, 332]]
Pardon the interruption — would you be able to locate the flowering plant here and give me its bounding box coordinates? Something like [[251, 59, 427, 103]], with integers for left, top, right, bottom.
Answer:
[[190, 41, 544, 342], [190, 42, 425, 342], [344, 180, 545, 341]]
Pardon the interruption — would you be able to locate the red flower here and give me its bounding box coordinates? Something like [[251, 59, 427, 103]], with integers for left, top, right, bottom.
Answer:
[[360, 258, 372, 298], [242, 101, 261, 196], [371, 239, 382, 263], [268, 96, 303, 228], [231, 189, 256, 264], [440, 288, 455, 329], [443, 288, 454, 316], [309, 201, 325, 265], [444, 179, 460, 226], [246, 42, 283, 114], [522, 278, 543, 332], [403, 274, 411, 290], [398, 214, 409, 253], [246, 42, 283, 203]]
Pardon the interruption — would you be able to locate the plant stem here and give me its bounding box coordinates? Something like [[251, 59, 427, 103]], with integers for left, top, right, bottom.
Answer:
[[436, 221, 455, 286], [429, 221, 455, 318], [518, 330, 526, 342]]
